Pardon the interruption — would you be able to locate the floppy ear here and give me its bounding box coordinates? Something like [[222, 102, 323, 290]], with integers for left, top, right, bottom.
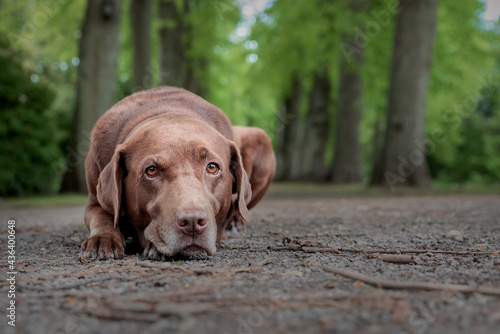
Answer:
[[96, 147, 126, 228], [228, 142, 252, 222]]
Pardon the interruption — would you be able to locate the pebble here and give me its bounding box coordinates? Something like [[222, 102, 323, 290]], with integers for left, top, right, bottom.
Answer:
[[447, 230, 465, 242]]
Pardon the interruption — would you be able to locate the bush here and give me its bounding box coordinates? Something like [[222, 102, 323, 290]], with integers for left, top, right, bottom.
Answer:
[[0, 38, 62, 197], [429, 83, 500, 184]]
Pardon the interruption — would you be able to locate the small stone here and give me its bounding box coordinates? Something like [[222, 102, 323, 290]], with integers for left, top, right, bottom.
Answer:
[[447, 230, 464, 242], [289, 270, 304, 277]]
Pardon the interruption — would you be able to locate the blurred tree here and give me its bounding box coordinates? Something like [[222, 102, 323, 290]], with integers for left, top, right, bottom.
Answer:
[[251, 0, 341, 181], [331, 0, 372, 184], [131, 0, 152, 92], [275, 74, 304, 180], [301, 71, 331, 181], [61, 0, 123, 193], [158, 0, 224, 96], [159, 0, 187, 88], [371, 0, 438, 188]]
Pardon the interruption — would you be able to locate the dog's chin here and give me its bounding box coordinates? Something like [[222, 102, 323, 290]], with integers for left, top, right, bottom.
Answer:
[[178, 245, 211, 259], [154, 242, 216, 260], [146, 224, 218, 259]]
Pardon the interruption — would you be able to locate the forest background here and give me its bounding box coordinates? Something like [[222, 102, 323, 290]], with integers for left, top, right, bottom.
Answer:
[[1, 0, 499, 197]]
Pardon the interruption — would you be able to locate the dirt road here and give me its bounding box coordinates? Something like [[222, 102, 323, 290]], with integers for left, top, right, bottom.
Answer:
[[1, 189, 499, 334]]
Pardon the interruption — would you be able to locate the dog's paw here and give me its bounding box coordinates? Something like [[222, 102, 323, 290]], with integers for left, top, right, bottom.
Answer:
[[80, 233, 125, 260], [225, 217, 246, 232], [141, 242, 168, 261]]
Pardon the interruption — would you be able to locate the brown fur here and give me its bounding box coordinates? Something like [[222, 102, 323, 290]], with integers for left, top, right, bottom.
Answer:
[[228, 126, 276, 229], [81, 87, 275, 260]]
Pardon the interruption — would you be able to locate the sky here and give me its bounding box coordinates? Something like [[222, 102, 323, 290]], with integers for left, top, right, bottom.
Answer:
[[482, 0, 500, 21], [232, 0, 500, 44], [233, 0, 500, 38]]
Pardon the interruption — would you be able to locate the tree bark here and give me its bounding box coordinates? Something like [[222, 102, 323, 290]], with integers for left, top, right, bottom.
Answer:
[[184, 55, 205, 97], [331, 52, 364, 183], [60, 0, 123, 193], [130, 0, 152, 92], [331, 0, 370, 184], [158, 0, 187, 88], [275, 74, 304, 181], [158, 0, 205, 96], [301, 72, 331, 182], [370, 0, 438, 189]]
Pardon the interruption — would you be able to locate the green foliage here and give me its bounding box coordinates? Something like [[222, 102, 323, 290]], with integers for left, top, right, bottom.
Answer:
[[429, 75, 500, 184], [0, 36, 62, 196], [214, 0, 345, 145], [425, 0, 500, 184], [1, 0, 499, 196], [455, 113, 500, 183]]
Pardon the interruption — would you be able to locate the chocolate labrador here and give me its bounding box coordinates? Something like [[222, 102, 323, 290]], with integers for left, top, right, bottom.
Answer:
[[81, 86, 276, 260]]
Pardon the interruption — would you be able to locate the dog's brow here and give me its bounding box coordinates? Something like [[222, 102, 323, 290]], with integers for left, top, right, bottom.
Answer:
[[199, 148, 209, 160], [153, 156, 164, 166]]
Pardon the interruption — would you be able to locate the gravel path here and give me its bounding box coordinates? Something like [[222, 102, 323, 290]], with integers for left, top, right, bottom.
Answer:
[[1, 191, 499, 334]]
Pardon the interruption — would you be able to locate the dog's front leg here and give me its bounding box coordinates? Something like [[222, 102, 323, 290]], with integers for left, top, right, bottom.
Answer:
[[80, 202, 125, 260]]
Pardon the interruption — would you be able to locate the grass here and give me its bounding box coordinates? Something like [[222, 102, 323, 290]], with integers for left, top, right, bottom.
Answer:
[[0, 193, 88, 210], [0, 182, 498, 210], [266, 182, 500, 198]]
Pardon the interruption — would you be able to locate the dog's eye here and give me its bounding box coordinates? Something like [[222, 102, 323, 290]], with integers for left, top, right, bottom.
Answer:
[[145, 166, 158, 177], [206, 163, 219, 175]]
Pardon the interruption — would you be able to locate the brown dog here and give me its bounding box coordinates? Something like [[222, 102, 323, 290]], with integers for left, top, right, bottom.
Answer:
[[81, 87, 275, 260]]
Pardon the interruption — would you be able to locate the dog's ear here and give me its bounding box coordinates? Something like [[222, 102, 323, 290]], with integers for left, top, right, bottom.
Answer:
[[228, 142, 251, 222], [97, 146, 126, 228]]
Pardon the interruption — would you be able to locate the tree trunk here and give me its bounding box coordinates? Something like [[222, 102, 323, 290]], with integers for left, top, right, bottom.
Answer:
[[331, 0, 370, 184], [60, 0, 123, 193], [331, 41, 364, 183], [158, 0, 204, 96], [275, 75, 304, 180], [301, 72, 331, 181], [130, 0, 152, 92], [370, 0, 438, 189], [158, 0, 187, 88], [369, 117, 383, 182], [184, 54, 205, 97], [331, 50, 364, 183]]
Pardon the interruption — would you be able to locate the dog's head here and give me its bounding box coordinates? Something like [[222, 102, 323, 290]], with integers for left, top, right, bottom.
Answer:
[[96, 114, 251, 257]]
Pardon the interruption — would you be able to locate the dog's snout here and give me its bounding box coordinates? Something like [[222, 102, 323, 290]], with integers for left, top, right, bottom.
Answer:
[[177, 210, 208, 236]]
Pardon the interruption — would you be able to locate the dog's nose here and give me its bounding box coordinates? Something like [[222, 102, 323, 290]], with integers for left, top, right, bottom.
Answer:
[[177, 210, 208, 236]]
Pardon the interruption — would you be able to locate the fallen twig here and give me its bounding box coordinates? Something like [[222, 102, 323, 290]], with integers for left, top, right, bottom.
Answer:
[[381, 254, 421, 264], [136, 258, 272, 275], [226, 232, 366, 239], [91, 310, 160, 322], [282, 234, 327, 248], [302, 247, 340, 253], [324, 266, 500, 296], [22, 272, 161, 291], [338, 248, 495, 256], [270, 245, 340, 253], [271, 233, 340, 253], [226, 233, 281, 239], [73, 290, 413, 321], [271, 245, 302, 251], [234, 257, 273, 272], [136, 261, 191, 272]]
